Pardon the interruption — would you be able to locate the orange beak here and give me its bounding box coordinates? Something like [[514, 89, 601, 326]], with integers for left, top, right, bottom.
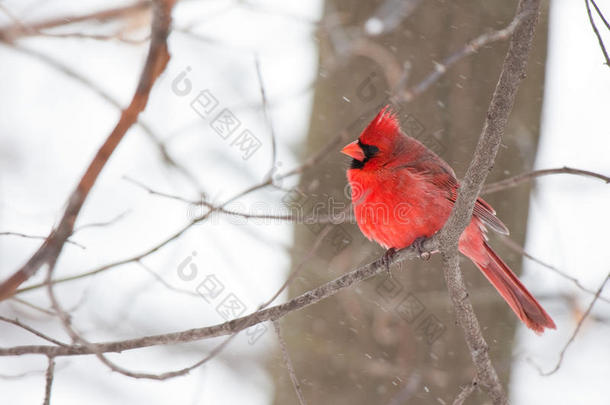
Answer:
[[341, 140, 365, 161]]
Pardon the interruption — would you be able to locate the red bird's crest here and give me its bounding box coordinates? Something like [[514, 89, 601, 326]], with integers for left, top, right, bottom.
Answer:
[[360, 105, 400, 145]]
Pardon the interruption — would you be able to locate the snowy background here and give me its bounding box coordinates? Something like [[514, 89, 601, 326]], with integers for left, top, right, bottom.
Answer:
[[0, 0, 608, 404]]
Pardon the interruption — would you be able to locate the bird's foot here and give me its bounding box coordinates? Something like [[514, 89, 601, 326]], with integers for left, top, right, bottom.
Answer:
[[381, 247, 397, 277], [412, 237, 431, 261]]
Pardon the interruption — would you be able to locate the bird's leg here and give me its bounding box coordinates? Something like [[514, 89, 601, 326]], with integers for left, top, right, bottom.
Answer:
[[412, 237, 431, 261], [381, 247, 397, 277]]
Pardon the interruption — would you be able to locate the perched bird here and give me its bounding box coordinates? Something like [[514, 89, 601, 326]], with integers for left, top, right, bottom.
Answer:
[[341, 106, 556, 333]]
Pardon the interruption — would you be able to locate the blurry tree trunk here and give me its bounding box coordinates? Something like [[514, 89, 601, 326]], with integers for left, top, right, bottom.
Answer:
[[271, 1, 548, 404]]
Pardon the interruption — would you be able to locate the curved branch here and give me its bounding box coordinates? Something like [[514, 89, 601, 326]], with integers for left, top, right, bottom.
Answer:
[[482, 166, 610, 194], [540, 273, 610, 376]]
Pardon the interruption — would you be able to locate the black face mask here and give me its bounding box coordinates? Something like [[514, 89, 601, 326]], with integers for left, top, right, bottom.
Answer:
[[350, 140, 380, 169]]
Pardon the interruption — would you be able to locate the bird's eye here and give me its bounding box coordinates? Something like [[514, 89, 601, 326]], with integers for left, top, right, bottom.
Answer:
[[350, 140, 379, 169], [358, 140, 380, 159]]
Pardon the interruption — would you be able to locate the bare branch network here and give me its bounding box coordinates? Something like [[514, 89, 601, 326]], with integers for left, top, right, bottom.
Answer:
[[1, 0, 609, 404]]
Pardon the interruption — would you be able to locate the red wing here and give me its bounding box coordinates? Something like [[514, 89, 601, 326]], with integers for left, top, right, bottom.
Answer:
[[434, 174, 509, 235], [400, 159, 509, 235]]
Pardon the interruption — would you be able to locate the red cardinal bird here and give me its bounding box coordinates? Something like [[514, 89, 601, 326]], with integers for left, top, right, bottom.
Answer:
[[342, 106, 555, 333]]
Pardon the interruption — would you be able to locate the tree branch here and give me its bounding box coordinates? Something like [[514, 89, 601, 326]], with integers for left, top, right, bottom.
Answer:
[[435, 0, 541, 403], [0, 0, 176, 301], [42, 356, 55, 405], [482, 166, 610, 194], [0, 242, 434, 357]]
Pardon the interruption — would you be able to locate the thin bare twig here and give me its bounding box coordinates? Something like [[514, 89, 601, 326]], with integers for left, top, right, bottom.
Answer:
[[0, 368, 46, 380], [73, 211, 131, 233], [539, 273, 610, 376], [0, 232, 85, 249], [255, 57, 278, 175], [482, 166, 610, 194], [43, 356, 55, 405], [0, 316, 68, 347], [591, 0, 610, 30], [136, 261, 199, 298], [33, 31, 148, 44], [273, 321, 307, 405], [8, 296, 56, 316], [585, 0, 610, 67], [124, 175, 305, 223], [499, 236, 610, 304], [103, 334, 237, 380]]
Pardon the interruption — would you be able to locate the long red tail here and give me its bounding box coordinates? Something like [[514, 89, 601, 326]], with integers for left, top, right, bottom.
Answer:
[[467, 242, 556, 333]]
